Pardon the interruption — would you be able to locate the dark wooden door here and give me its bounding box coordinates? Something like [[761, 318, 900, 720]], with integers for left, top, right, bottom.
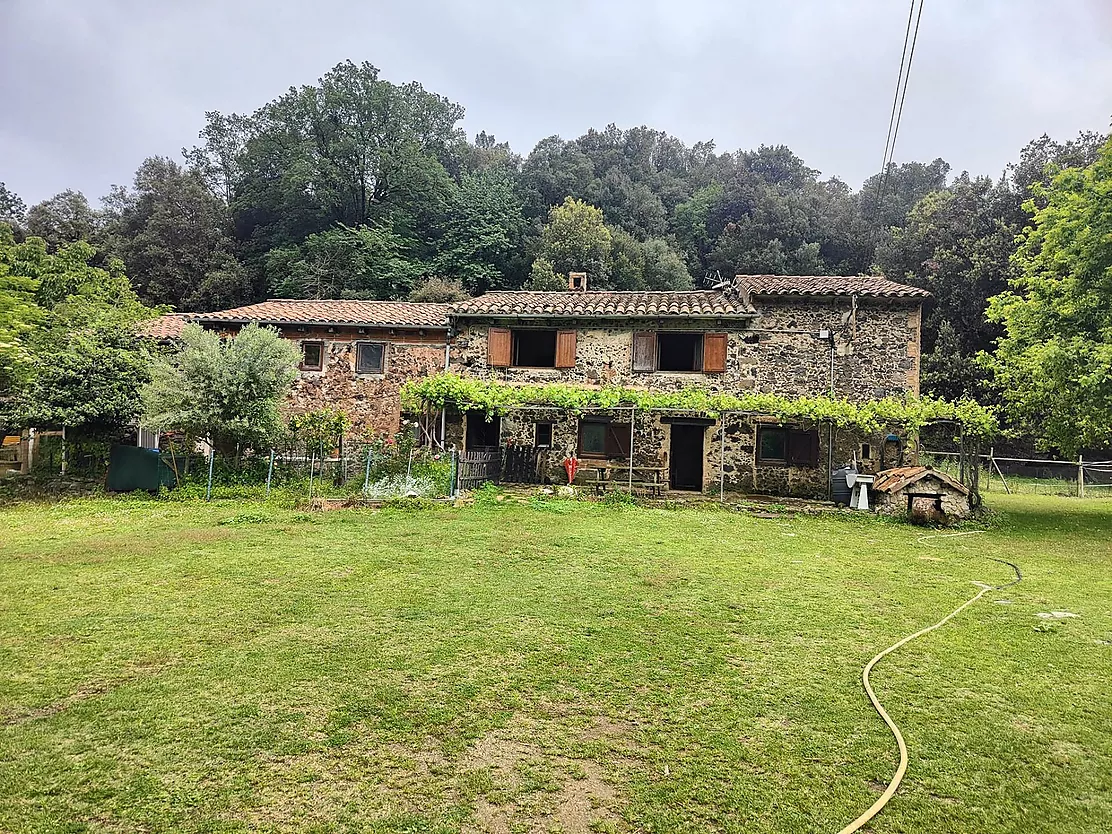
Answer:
[[669, 424, 704, 491], [466, 413, 501, 450]]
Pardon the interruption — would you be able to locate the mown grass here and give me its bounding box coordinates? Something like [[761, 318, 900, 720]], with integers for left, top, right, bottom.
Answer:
[[0, 493, 1109, 833]]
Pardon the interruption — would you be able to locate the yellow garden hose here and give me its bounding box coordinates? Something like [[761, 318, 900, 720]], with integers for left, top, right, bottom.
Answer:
[[836, 531, 1021, 834]]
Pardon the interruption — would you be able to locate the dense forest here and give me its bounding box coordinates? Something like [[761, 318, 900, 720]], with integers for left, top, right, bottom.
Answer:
[[0, 60, 1108, 415]]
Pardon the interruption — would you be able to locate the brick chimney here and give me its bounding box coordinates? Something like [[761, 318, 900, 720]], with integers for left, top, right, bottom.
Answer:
[[568, 272, 587, 291]]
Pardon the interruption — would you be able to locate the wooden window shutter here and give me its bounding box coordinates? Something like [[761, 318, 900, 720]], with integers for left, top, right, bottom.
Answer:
[[788, 429, 820, 468], [703, 333, 728, 373], [555, 330, 577, 368], [632, 331, 656, 372], [488, 327, 511, 368], [605, 423, 632, 457]]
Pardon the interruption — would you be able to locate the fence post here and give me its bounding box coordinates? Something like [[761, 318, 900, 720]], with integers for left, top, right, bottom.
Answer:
[[1078, 454, 1085, 499], [450, 447, 458, 498], [205, 442, 215, 501], [363, 445, 373, 495], [308, 450, 316, 501], [989, 446, 1011, 495], [265, 449, 275, 497]]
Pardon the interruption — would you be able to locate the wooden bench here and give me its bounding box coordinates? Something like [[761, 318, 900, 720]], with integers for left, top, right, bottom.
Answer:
[[583, 464, 667, 497]]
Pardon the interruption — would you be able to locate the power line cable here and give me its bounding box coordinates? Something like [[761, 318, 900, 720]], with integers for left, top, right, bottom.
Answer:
[[874, 1, 925, 224], [880, 1, 925, 201], [878, 1, 917, 186]]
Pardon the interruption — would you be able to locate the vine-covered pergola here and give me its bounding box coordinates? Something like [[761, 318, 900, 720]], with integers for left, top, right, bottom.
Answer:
[[403, 373, 997, 499]]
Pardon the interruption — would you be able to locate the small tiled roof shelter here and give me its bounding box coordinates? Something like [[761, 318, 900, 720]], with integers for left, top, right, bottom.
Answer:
[[871, 465, 972, 522]]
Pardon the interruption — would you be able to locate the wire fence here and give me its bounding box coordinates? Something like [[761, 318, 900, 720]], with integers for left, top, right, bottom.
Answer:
[[161, 441, 456, 503], [921, 450, 1112, 498]]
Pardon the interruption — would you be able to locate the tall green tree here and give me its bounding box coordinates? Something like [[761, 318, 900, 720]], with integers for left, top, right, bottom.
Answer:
[[24, 190, 101, 250], [0, 225, 42, 401], [2, 234, 155, 434], [142, 323, 299, 454], [858, 158, 951, 231], [207, 61, 466, 260], [435, 169, 526, 291], [607, 228, 693, 290], [878, 175, 1020, 401], [537, 197, 612, 287], [266, 223, 418, 299], [987, 138, 1112, 454], [0, 183, 25, 226], [103, 157, 251, 311]]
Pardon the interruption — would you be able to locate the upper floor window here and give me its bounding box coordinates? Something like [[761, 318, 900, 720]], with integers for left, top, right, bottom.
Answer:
[[658, 332, 704, 372], [355, 342, 385, 374], [633, 331, 727, 374], [489, 328, 576, 369], [300, 341, 324, 371], [514, 329, 557, 367]]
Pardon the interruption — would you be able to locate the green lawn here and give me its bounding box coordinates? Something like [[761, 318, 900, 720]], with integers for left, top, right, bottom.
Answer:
[[0, 493, 1109, 833]]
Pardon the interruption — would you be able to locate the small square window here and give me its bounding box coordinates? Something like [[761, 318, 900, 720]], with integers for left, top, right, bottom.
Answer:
[[356, 342, 385, 374], [861, 443, 872, 460], [301, 341, 324, 371], [579, 422, 607, 457], [758, 427, 787, 463], [535, 422, 553, 447]]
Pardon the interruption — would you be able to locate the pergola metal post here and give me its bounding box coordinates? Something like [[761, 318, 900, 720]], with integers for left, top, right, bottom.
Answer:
[[627, 405, 636, 492], [719, 411, 728, 501]]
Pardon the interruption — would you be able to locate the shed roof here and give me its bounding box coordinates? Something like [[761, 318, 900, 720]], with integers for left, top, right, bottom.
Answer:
[[137, 313, 188, 340], [449, 290, 757, 319], [730, 274, 930, 299], [872, 466, 970, 495], [190, 300, 451, 329]]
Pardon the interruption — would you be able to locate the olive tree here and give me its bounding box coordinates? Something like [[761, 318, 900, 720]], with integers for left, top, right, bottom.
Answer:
[[142, 323, 299, 454]]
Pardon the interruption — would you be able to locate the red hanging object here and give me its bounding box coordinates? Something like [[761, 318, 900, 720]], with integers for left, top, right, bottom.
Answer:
[[563, 456, 579, 484]]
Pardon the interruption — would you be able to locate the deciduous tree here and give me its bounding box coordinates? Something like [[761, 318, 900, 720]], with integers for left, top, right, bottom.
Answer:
[[3, 235, 155, 435], [103, 157, 251, 311], [537, 197, 612, 286], [25, 190, 101, 249], [987, 138, 1112, 454], [142, 323, 299, 454]]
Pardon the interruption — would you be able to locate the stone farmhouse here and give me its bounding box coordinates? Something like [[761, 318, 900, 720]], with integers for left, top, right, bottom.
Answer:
[[171, 273, 929, 498], [191, 300, 452, 438]]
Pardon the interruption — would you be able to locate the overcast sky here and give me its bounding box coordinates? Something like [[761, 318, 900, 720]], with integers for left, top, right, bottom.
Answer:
[[2, 0, 1110, 206]]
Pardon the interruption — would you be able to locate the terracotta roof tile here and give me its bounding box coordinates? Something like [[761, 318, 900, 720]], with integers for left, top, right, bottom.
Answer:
[[137, 313, 188, 340], [191, 300, 450, 329], [731, 274, 930, 299], [450, 290, 757, 319], [872, 465, 970, 495]]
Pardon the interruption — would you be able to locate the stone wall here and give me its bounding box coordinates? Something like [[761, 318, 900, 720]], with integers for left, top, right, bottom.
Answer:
[[449, 295, 921, 401], [467, 406, 915, 498], [874, 473, 972, 520], [276, 325, 448, 438]]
